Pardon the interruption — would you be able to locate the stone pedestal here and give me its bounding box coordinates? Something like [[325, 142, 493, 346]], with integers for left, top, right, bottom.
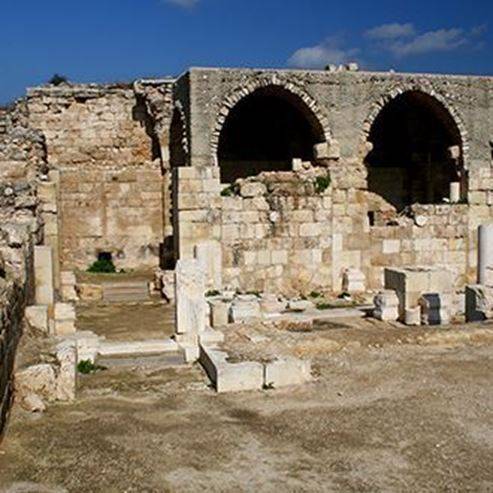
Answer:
[[384, 266, 453, 320], [342, 268, 366, 294], [465, 285, 490, 323], [405, 307, 421, 326], [373, 290, 399, 321], [419, 294, 452, 326]]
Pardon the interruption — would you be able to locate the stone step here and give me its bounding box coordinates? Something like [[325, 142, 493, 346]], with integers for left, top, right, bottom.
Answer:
[[102, 281, 150, 302], [97, 351, 185, 368], [98, 338, 179, 357]]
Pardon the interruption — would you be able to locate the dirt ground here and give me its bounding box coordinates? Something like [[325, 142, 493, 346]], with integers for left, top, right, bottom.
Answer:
[[1, 319, 493, 493], [76, 301, 175, 341]]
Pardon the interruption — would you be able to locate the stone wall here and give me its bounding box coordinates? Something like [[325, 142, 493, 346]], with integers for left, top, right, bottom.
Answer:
[[0, 102, 43, 437], [173, 68, 493, 294], [26, 84, 172, 270]]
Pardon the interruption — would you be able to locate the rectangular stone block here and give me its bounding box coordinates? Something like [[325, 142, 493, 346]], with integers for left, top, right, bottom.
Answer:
[[25, 305, 49, 332], [175, 259, 206, 335], [230, 296, 261, 323], [34, 246, 54, 305], [209, 299, 230, 328], [419, 294, 452, 326], [465, 285, 489, 323], [194, 241, 222, 290]]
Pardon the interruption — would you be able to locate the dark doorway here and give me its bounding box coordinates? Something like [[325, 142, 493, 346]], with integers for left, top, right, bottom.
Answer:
[[365, 91, 463, 210], [218, 86, 325, 183]]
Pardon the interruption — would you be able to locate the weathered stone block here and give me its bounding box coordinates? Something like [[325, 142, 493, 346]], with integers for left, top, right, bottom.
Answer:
[[264, 358, 312, 388], [25, 305, 49, 332], [465, 285, 489, 323], [34, 246, 54, 305], [175, 259, 206, 335], [419, 294, 452, 326], [209, 299, 230, 327], [373, 290, 399, 321], [404, 307, 421, 326], [239, 182, 266, 198], [194, 241, 222, 290], [342, 268, 365, 294], [230, 295, 261, 323]]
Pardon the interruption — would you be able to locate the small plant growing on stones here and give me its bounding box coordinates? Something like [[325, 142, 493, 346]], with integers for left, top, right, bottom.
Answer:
[[314, 174, 331, 194], [77, 360, 106, 374], [48, 74, 69, 86], [309, 291, 323, 299], [205, 289, 221, 297], [87, 258, 116, 274], [316, 301, 334, 311], [220, 185, 234, 197]]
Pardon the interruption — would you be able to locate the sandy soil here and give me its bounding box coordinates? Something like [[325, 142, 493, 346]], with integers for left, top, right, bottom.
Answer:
[[1, 323, 492, 492]]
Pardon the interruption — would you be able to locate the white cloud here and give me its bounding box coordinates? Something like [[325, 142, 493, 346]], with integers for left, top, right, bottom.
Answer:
[[388, 28, 467, 57], [165, 0, 199, 8], [366, 23, 415, 40], [288, 38, 359, 69]]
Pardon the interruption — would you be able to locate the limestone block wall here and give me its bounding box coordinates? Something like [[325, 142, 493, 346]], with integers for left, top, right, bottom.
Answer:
[[26, 84, 170, 270], [58, 165, 164, 270], [175, 161, 490, 295], [175, 166, 334, 295]]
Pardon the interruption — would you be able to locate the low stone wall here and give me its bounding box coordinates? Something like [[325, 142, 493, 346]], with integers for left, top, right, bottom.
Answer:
[[0, 101, 43, 438]]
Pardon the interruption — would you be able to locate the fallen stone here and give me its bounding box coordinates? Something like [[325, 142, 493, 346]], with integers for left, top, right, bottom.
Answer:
[[264, 358, 312, 388], [77, 283, 103, 301], [15, 364, 57, 402], [20, 393, 46, 413], [287, 299, 314, 312], [25, 305, 48, 332]]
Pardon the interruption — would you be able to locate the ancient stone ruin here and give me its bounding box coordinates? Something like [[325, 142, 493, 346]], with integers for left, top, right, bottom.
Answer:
[[2, 65, 493, 433]]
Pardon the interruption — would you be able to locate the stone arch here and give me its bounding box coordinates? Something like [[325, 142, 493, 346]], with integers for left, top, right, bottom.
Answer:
[[211, 78, 332, 167], [361, 84, 469, 166], [362, 86, 468, 209], [169, 102, 189, 168]]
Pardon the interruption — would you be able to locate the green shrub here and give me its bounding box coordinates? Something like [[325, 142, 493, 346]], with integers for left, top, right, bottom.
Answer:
[[314, 174, 331, 194], [87, 258, 116, 273], [77, 360, 106, 375], [309, 291, 323, 299]]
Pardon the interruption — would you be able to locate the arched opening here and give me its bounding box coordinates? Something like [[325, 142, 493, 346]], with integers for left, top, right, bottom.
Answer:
[[170, 108, 187, 168], [365, 91, 464, 210], [218, 86, 326, 183]]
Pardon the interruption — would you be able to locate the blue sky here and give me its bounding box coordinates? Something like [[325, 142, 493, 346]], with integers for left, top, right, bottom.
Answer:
[[1, 0, 492, 104]]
